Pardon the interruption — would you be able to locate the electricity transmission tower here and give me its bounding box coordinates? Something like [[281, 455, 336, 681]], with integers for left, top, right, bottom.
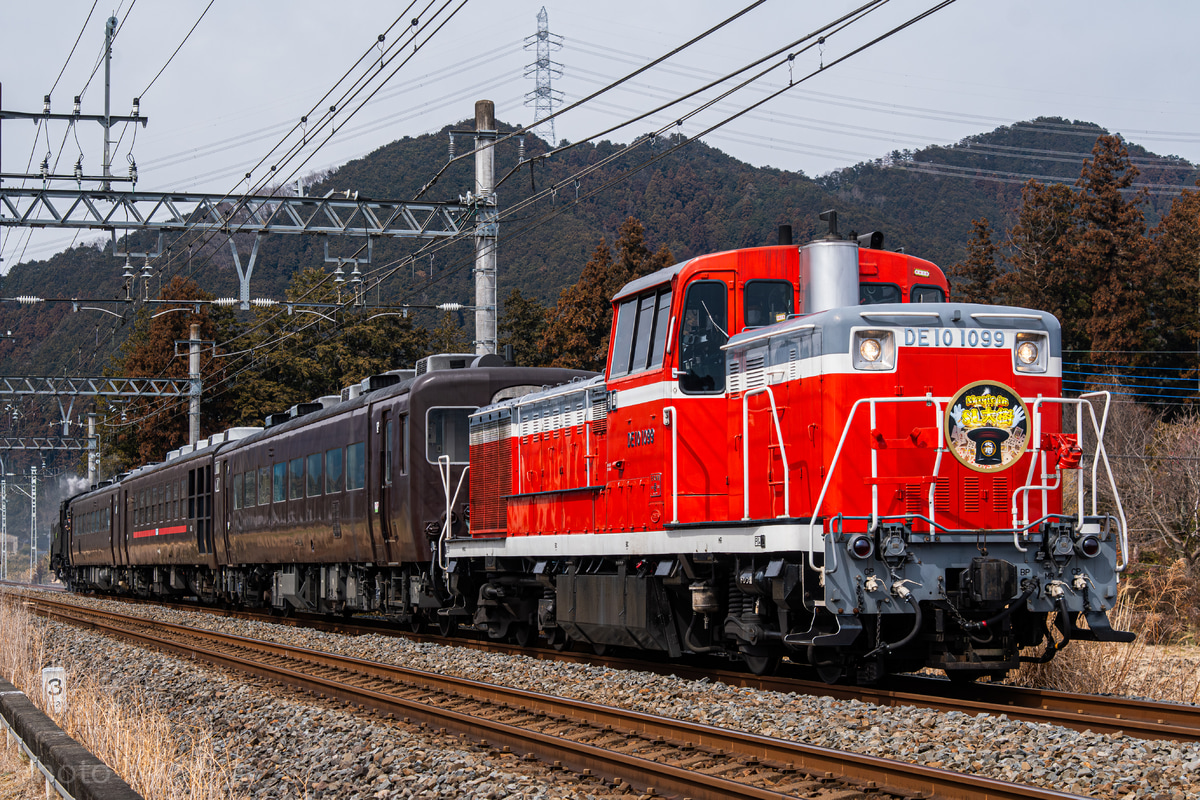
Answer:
[[524, 7, 564, 146]]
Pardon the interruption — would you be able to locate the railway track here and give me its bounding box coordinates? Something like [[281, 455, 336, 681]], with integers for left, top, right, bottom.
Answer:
[[22, 593, 1098, 800], [20, 587, 1200, 744]]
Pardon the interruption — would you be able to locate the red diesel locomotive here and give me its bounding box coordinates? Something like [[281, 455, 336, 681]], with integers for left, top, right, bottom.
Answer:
[[457, 216, 1131, 680], [54, 215, 1130, 683]]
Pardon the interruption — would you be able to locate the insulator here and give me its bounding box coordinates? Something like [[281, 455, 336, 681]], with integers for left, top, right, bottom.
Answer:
[[39, 156, 49, 180], [131, 97, 140, 116], [140, 256, 153, 279], [333, 263, 346, 285], [250, 298, 278, 308], [122, 256, 134, 281], [73, 96, 81, 115], [438, 302, 462, 312], [73, 156, 84, 181], [349, 266, 363, 287], [43, 95, 50, 115], [517, 135, 525, 162], [212, 298, 238, 307], [15, 296, 44, 305], [448, 132, 455, 159], [127, 154, 137, 185]]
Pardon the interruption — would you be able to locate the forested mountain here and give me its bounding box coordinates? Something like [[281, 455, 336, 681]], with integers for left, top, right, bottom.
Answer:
[[0, 115, 1196, 381]]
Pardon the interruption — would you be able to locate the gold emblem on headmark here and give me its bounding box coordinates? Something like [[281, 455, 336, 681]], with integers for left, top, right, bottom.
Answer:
[[945, 380, 1029, 473]]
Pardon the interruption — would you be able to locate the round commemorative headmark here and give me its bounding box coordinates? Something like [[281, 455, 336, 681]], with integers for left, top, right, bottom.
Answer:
[[945, 380, 1029, 473]]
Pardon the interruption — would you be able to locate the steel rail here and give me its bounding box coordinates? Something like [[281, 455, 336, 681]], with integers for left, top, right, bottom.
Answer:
[[30, 589, 1199, 744], [26, 596, 1092, 800]]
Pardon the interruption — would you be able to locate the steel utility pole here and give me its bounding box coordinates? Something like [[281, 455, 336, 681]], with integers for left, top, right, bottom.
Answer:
[[102, 15, 117, 190], [1, 473, 6, 581], [474, 100, 498, 356], [87, 413, 98, 485], [29, 464, 36, 580], [189, 323, 201, 445]]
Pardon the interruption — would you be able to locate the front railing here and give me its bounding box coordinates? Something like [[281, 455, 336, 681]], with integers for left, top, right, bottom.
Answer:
[[807, 392, 1129, 571]]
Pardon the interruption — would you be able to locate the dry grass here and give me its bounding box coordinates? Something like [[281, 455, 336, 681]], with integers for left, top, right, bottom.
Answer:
[[1006, 561, 1200, 703], [0, 744, 47, 800], [0, 598, 244, 800]]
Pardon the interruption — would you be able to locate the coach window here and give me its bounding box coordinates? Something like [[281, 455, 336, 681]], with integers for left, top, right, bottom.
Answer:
[[678, 281, 728, 394], [399, 416, 408, 474], [307, 453, 323, 497], [243, 470, 256, 510], [289, 457, 304, 501], [744, 280, 793, 328], [427, 407, 476, 464], [860, 282, 902, 305], [347, 442, 365, 490], [911, 284, 945, 303], [257, 466, 270, 506], [273, 463, 286, 502], [384, 418, 394, 485], [232, 473, 243, 511], [326, 447, 344, 493]]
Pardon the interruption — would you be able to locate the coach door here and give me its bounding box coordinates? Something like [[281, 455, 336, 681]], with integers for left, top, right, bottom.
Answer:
[[668, 275, 732, 523], [189, 465, 214, 558], [367, 405, 401, 563]]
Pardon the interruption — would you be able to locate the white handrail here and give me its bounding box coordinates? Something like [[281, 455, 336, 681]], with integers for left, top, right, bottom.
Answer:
[[969, 312, 1044, 321], [436, 455, 469, 572], [664, 404, 679, 524], [741, 387, 789, 520], [1011, 394, 1129, 572], [809, 395, 945, 548], [1079, 391, 1129, 572], [809, 392, 1127, 571], [858, 310, 942, 320]]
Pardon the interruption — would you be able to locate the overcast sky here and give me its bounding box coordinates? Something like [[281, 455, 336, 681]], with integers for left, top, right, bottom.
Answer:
[[2, 0, 1198, 268]]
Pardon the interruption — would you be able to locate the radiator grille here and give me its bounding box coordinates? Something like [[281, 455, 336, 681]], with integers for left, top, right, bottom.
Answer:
[[962, 475, 980, 513], [469, 417, 511, 535], [935, 477, 950, 510], [992, 475, 1009, 513]]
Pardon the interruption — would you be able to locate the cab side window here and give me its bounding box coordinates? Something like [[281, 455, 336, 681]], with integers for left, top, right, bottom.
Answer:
[[678, 281, 728, 394], [608, 287, 672, 379], [744, 280, 793, 328]]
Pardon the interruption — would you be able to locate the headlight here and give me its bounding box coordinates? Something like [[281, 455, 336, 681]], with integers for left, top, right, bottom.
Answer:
[[1076, 534, 1101, 558], [852, 329, 895, 371], [848, 534, 875, 559], [1013, 332, 1048, 373]]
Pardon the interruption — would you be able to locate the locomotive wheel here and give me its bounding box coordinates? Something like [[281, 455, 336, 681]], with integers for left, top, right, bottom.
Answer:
[[815, 663, 846, 684], [547, 630, 571, 651], [510, 622, 535, 648], [437, 616, 457, 638], [741, 649, 780, 676], [407, 615, 425, 634], [591, 642, 609, 657]]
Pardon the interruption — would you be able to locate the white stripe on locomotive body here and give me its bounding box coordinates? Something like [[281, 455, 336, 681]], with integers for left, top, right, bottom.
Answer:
[[445, 523, 822, 559], [490, 348, 1060, 436]]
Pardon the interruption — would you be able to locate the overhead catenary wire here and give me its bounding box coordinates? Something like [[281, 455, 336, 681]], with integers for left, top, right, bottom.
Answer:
[[58, 1, 462, 375], [360, 0, 959, 315]]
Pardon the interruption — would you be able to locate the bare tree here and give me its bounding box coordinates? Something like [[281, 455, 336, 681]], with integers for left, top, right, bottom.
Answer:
[[1100, 401, 1200, 565]]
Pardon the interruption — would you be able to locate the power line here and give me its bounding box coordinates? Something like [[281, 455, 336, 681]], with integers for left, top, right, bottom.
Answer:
[[138, 0, 216, 98]]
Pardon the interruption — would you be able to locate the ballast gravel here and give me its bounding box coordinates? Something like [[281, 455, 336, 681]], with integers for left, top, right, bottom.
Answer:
[[31, 592, 1200, 800]]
